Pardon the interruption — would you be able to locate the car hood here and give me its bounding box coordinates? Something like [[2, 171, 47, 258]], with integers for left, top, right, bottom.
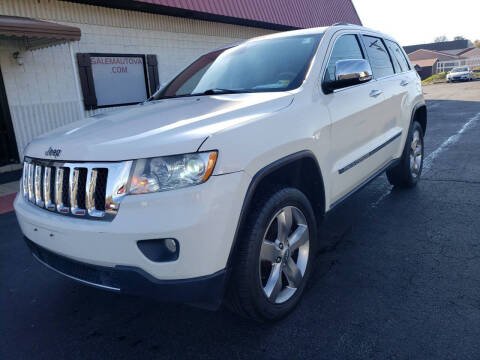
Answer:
[[449, 71, 469, 76], [25, 92, 294, 161]]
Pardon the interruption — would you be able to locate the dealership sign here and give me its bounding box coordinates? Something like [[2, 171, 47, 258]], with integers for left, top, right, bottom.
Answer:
[[90, 56, 148, 107]]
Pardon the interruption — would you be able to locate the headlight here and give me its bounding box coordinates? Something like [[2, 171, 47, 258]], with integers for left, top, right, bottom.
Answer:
[[128, 151, 217, 194]]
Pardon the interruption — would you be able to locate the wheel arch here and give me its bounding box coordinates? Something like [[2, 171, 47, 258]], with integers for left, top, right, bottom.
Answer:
[[225, 151, 326, 269], [412, 102, 427, 135]]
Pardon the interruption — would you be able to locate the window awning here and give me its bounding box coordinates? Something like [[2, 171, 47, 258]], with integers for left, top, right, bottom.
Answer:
[[0, 15, 81, 50]]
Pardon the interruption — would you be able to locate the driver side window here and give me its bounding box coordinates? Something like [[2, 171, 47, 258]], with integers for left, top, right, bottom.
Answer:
[[324, 34, 364, 83]]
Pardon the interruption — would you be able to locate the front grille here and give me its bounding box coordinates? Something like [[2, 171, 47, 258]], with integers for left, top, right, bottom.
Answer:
[[22, 158, 132, 221], [94, 169, 108, 211]]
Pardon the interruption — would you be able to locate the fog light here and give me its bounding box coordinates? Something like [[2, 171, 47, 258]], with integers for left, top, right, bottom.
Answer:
[[165, 238, 177, 253], [137, 238, 179, 262]]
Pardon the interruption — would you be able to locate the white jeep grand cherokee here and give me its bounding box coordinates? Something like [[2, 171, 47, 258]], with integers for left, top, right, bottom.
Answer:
[[15, 24, 426, 321]]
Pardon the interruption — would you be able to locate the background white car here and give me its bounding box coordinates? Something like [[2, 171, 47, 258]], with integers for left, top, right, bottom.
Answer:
[[446, 66, 473, 82]]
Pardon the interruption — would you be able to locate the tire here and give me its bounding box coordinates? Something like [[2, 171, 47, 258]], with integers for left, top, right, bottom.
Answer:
[[225, 186, 317, 322], [386, 121, 424, 188]]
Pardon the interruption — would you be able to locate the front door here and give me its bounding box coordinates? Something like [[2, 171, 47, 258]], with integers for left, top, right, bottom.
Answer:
[[322, 33, 390, 204], [0, 66, 19, 166]]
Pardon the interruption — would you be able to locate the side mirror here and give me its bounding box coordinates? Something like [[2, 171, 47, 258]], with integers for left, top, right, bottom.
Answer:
[[325, 59, 373, 92]]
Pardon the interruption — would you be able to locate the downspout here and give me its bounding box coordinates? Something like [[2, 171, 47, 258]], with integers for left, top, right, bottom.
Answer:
[[69, 42, 85, 120]]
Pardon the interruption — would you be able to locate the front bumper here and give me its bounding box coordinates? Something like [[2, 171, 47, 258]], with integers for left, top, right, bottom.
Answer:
[[15, 171, 250, 303], [448, 75, 470, 81], [25, 236, 227, 308]]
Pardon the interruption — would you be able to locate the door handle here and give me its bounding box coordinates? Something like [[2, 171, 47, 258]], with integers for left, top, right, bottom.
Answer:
[[400, 80, 409, 86], [369, 89, 383, 98]]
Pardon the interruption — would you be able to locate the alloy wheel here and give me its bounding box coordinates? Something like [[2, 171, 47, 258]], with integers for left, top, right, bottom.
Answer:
[[409, 129, 423, 178], [259, 206, 309, 304]]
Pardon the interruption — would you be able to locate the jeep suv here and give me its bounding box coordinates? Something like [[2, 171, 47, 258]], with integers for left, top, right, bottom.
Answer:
[[15, 24, 426, 321]]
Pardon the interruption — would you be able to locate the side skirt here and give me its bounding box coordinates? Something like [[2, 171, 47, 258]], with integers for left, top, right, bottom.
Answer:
[[328, 158, 400, 212]]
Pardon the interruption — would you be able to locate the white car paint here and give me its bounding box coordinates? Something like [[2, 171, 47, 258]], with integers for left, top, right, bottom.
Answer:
[[15, 25, 424, 285]]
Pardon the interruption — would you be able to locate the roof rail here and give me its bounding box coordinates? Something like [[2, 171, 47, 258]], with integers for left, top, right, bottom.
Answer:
[[332, 22, 355, 26]]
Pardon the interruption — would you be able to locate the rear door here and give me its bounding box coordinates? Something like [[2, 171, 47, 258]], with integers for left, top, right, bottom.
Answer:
[[359, 34, 403, 165], [384, 39, 419, 155], [323, 32, 391, 204]]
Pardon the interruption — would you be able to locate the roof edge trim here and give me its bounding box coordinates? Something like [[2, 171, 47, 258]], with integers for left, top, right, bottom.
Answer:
[[62, 0, 300, 31]]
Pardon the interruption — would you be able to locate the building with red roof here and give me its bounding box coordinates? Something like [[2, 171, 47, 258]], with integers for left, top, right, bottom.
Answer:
[[0, 0, 361, 167]]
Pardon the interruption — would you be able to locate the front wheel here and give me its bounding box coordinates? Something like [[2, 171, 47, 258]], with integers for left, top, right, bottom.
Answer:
[[386, 121, 424, 187], [225, 187, 317, 322]]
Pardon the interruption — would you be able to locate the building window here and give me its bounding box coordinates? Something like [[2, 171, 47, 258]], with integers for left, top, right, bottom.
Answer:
[[76, 53, 159, 110]]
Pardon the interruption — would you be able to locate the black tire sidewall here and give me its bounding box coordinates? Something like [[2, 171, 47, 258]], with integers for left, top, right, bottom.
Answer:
[[242, 187, 317, 320], [402, 121, 424, 186]]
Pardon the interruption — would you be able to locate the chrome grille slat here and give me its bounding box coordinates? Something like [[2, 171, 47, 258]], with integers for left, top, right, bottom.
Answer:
[[22, 162, 29, 198], [70, 168, 81, 215], [34, 165, 44, 207], [86, 168, 95, 212], [27, 163, 35, 203], [43, 167, 55, 211], [86, 169, 104, 218], [56, 168, 69, 214], [22, 158, 132, 221]]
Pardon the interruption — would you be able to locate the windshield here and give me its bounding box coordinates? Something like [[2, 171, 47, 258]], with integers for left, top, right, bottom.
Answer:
[[452, 67, 468, 73], [152, 34, 323, 100]]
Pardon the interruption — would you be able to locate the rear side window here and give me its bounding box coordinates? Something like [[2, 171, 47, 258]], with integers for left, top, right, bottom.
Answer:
[[324, 34, 364, 83], [362, 35, 395, 78], [386, 40, 410, 73]]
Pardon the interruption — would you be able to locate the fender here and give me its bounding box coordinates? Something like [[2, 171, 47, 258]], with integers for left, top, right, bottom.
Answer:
[[225, 150, 325, 269], [411, 101, 427, 135]]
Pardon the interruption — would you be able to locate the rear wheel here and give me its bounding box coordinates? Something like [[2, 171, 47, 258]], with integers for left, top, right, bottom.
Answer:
[[386, 121, 424, 188], [226, 187, 317, 322]]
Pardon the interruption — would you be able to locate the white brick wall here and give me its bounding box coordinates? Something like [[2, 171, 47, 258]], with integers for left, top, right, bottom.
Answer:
[[0, 0, 274, 159]]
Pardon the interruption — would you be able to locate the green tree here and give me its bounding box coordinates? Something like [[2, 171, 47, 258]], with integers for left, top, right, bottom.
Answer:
[[434, 35, 448, 42]]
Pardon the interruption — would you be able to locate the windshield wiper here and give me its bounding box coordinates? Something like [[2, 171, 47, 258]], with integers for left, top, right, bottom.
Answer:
[[199, 88, 251, 95], [158, 93, 199, 99], [153, 88, 252, 100]]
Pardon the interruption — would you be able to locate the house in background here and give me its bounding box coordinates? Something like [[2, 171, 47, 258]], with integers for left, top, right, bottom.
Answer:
[[411, 58, 439, 80], [458, 47, 480, 59], [404, 40, 480, 79], [408, 49, 460, 79]]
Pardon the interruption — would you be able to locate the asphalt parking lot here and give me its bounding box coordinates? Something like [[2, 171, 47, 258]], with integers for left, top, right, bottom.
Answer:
[[1, 81, 480, 360]]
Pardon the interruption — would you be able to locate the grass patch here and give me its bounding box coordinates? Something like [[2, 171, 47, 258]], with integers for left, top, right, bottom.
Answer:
[[473, 67, 480, 79], [422, 72, 447, 85]]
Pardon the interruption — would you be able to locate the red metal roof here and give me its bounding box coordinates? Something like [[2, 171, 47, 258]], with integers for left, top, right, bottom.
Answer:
[[132, 0, 362, 29]]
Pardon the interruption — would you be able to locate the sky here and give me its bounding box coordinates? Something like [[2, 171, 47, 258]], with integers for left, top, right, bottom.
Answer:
[[352, 0, 480, 46]]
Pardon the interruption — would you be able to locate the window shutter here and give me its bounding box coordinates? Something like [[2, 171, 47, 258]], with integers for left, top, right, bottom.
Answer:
[[146, 54, 160, 96], [76, 53, 97, 110]]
